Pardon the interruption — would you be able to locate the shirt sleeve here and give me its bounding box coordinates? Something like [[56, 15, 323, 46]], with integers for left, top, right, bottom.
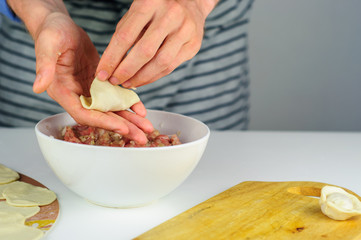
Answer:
[[0, 0, 21, 22]]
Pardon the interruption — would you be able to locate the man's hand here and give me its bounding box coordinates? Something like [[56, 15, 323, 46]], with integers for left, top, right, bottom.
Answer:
[[8, 0, 153, 144], [95, 0, 218, 88]]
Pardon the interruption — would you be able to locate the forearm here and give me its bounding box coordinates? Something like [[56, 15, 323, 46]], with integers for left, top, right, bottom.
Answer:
[[7, 0, 69, 38]]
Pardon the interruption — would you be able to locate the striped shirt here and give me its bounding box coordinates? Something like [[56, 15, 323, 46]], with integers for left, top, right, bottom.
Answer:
[[0, 0, 253, 130]]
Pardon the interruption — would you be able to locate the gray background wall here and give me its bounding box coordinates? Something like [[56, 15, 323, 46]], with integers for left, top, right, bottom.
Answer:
[[248, 0, 361, 131]]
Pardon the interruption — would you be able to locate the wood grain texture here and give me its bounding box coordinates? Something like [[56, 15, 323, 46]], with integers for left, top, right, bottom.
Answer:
[[135, 181, 361, 240]]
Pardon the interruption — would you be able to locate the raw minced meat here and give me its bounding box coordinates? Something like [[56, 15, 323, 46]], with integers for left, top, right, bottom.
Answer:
[[61, 125, 181, 147]]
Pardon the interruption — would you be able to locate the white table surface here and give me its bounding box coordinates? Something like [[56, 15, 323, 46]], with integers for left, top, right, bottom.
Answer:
[[1, 128, 361, 239]]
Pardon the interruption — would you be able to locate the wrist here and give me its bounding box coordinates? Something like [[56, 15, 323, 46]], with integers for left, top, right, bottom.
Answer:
[[7, 0, 68, 39]]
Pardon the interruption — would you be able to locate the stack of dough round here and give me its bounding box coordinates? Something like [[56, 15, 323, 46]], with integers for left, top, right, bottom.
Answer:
[[0, 163, 57, 240], [0, 210, 43, 240]]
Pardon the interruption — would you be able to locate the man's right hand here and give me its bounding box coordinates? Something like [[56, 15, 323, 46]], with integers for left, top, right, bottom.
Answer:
[[7, 0, 154, 144]]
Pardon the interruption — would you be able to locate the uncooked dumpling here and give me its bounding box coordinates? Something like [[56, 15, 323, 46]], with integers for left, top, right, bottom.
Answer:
[[0, 164, 19, 184], [80, 77, 140, 112], [319, 186, 361, 220], [3, 181, 56, 207]]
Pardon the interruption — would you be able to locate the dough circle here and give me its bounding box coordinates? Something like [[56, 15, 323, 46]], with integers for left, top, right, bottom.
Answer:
[[0, 224, 44, 240], [80, 77, 140, 112], [0, 164, 20, 184], [0, 181, 18, 200], [0, 201, 40, 218], [0, 211, 26, 225], [3, 181, 57, 207], [0, 208, 43, 240]]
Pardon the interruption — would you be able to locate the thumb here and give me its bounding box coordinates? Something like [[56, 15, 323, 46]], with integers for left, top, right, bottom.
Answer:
[[33, 35, 60, 94], [33, 65, 56, 94]]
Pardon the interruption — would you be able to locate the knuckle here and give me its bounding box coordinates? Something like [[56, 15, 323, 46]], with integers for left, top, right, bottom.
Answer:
[[178, 21, 199, 43], [132, 0, 153, 14], [189, 40, 202, 55], [168, 1, 184, 19], [164, 64, 176, 75], [115, 67, 133, 80], [156, 2, 185, 29], [156, 52, 172, 68], [73, 115, 86, 126], [184, 19, 197, 33], [114, 30, 133, 46], [139, 42, 156, 59]]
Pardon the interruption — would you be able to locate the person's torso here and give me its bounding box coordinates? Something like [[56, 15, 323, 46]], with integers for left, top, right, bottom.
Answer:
[[0, 0, 253, 129]]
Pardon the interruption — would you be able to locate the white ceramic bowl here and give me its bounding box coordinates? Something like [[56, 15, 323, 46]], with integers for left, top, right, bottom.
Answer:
[[35, 110, 210, 208]]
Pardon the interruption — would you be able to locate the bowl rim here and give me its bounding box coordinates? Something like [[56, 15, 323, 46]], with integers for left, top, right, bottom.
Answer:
[[35, 110, 210, 151]]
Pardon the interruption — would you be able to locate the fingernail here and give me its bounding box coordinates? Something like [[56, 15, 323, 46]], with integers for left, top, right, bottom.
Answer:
[[122, 81, 131, 88], [35, 74, 42, 83], [109, 76, 119, 85], [97, 70, 109, 81], [33, 74, 42, 93], [33, 74, 42, 88]]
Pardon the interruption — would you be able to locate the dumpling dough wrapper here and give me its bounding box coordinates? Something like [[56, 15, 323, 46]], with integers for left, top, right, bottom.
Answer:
[[0, 212, 44, 240], [0, 223, 44, 240], [0, 181, 18, 200], [3, 181, 57, 207], [0, 163, 19, 184], [80, 77, 140, 112], [0, 201, 40, 219]]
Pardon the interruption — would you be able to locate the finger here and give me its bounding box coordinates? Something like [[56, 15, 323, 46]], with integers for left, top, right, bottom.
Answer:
[[126, 38, 201, 88], [107, 112, 149, 145], [110, 13, 183, 85], [48, 83, 131, 135], [33, 32, 60, 93], [116, 110, 154, 133], [48, 82, 151, 143], [130, 101, 147, 117], [121, 27, 189, 88], [124, 122, 149, 145], [95, 4, 155, 81]]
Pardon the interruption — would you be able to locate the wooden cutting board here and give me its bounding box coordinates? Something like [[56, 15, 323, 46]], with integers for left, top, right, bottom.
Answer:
[[135, 181, 361, 240], [20, 173, 60, 232]]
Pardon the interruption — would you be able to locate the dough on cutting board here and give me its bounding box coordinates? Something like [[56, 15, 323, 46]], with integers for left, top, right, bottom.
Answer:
[[0, 211, 43, 240], [0, 224, 44, 240], [0, 181, 18, 200], [0, 211, 26, 225], [0, 163, 20, 184], [0, 164, 56, 239], [0, 201, 40, 218], [3, 181, 56, 207], [80, 77, 140, 112]]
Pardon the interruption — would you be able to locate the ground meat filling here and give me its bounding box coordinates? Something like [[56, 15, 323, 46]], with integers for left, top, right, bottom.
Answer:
[[62, 125, 181, 147]]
